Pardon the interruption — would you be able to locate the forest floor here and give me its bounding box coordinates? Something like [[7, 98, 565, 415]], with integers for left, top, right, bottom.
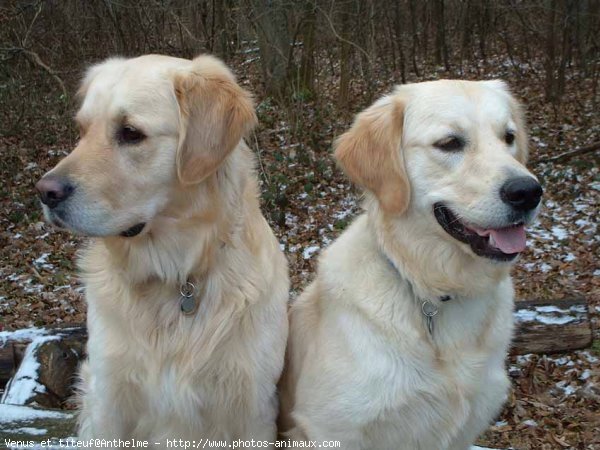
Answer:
[[1, 52, 599, 449]]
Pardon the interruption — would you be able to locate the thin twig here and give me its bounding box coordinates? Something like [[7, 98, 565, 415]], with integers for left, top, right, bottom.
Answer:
[[537, 141, 600, 164], [3, 47, 68, 99], [315, 5, 371, 63]]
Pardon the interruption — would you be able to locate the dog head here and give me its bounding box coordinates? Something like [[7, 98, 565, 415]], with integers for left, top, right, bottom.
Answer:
[[36, 54, 256, 238], [335, 79, 542, 263]]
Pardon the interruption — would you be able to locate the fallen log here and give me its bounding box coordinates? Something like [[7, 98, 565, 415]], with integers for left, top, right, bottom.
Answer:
[[511, 298, 592, 355], [0, 344, 17, 387], [0, 298, 593, 404], [0, 325, 87, 408]]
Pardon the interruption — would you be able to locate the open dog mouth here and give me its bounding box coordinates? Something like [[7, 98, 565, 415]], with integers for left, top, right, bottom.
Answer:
[[433, 203, 526, 262]]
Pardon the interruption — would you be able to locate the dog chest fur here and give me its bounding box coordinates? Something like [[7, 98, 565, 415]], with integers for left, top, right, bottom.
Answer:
[[78, 234, 288, 443], [285, 216, 514, 449]]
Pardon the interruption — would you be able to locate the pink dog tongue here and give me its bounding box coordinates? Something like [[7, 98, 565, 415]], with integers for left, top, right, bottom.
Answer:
[[489, 226, 527, 254]]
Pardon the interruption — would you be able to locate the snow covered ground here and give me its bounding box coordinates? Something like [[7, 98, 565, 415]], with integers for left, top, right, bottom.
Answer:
[[0, 404, 75, 448]]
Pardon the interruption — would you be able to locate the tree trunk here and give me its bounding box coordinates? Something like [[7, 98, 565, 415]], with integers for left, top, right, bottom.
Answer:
[[248, 0, 293, 100], [213, 0, 232, 59], [393, 0, 407, 83], [298, 0, 317, 95], [338, 0, 355, 108], [434, 0, 449, 70], [409, 0, 420, 77], [544, 0, 559, 102]]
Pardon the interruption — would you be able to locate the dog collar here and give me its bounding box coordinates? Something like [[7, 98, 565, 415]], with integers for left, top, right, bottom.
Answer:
[[179, 280, 199, 315], [384, 254, 452, 335]]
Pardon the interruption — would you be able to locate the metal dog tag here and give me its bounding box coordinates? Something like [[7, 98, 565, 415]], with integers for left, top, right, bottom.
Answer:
[[421, 300, 439, 336], [179, 281, 198, 315]]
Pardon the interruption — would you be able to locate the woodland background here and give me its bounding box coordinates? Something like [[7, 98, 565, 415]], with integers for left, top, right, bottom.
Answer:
[[1, 1, 599, 448]]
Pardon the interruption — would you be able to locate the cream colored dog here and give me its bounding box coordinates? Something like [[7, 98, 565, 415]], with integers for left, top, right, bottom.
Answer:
[[36, 55, 289, 445], [280, 80, 542, 449]]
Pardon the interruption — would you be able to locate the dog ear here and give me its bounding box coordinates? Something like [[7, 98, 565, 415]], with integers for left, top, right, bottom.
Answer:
[[173, 55, 257, 185], [334, 95, 410, 214]]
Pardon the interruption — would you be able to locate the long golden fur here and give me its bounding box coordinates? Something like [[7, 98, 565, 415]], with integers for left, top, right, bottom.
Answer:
[[37, 54, 289, 445], [280, 80, 541, 449]]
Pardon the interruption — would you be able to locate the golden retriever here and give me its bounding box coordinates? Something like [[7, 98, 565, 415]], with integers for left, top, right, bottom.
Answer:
[[36, 55, 289, 445], [279, 80, 542, 449]]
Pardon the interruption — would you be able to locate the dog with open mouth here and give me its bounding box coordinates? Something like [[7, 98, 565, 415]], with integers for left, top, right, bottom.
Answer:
[[279, 80, 542, 449], [35, 54, 289, 445]]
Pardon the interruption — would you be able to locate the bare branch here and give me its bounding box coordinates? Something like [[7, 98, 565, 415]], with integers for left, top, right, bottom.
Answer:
[[2, 47, 68, 99], [537, 141, 600, 164], [315, 5, 371, 63]]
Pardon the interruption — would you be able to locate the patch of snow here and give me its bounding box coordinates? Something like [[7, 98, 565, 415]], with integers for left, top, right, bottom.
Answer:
[[334, 207, 354, 220], [3, 426, 47, 435], [580, 369, 591, 381], [33, 253, 53, 270], [523, 419, 538, 427], [285, 212, 298, 227], [516, 354, 534, 365], [1, 335, 60, 405], [556, 380, 577, 396], [303, 245, 320, 260], [52, 285, 71, 292], [514, 309, 537, 322], [522, 262, 535, 271], [514, 305, 582, 325], [551, 226, 568, 240], [539, 263, 552, 273], [23, 279, 44, 294], [551, 356, 570, 366], [0, 404, 72, 423], [0, 328, 50, 346], [33, 253, 49, 266], [241, 47, 259, 54], [535, 305, 562, 313], [580, 351, 599, 364]]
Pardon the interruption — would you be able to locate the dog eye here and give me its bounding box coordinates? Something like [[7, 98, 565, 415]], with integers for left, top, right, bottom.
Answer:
[[118, 125, 145, 145], [505, 130, 516, 145], [435, 136, 464, 152]]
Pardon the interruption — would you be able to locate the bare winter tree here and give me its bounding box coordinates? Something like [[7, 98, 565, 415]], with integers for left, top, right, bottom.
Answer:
[[246, 0, 295, 99], [1, 0, 598, 135]]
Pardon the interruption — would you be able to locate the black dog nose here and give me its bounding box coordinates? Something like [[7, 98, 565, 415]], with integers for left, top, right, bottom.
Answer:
[[500, 177, 543, 211], [35, 175, 75, 208]]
